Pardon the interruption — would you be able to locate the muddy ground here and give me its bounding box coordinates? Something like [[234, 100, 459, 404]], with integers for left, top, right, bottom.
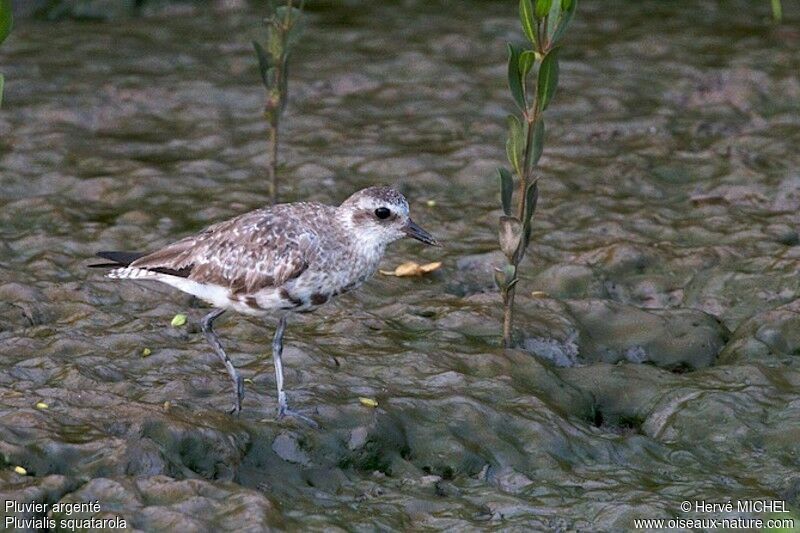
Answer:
[[1, 0, 799, 530]]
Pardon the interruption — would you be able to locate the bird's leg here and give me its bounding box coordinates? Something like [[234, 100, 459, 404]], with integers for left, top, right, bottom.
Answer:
[[271, 315, 319, 428], [272, 315, 288, 412], [201, 308, 244, 415]]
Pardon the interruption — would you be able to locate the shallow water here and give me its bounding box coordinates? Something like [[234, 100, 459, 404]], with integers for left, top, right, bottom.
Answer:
[[1, 0, 800, 530]]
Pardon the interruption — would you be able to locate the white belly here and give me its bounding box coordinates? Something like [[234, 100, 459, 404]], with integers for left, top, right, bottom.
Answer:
[[107, 267, 283, 316]]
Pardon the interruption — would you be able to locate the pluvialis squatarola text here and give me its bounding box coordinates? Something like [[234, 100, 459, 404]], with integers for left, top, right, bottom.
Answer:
[[91, 186, 439, 426]]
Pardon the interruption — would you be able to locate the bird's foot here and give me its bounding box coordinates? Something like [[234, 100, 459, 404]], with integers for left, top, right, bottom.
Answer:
[[277, 405, 320, 429], [227, 375, 244, 416]]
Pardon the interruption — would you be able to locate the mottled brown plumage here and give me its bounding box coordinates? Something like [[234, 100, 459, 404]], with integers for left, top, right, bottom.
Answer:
[[129, 205, 318, 299]]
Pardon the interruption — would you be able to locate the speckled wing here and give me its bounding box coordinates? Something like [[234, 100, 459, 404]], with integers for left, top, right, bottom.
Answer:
[[129, 209, 317, 295]]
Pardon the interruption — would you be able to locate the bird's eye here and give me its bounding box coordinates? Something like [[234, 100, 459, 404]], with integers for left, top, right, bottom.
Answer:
[[374, 207, 391, 220]]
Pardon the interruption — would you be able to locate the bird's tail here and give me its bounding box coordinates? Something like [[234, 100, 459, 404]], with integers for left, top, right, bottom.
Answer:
[[88, 251, 146, 269], [89, 251, 187, 280]]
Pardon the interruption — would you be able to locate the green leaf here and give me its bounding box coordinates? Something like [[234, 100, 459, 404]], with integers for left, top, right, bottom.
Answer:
[[519, 0, 537, 45], [529, 118, 545, 169], [552, 0, 577, 44], [498, 167, 514, 216], [546, 0, 561, 42], [0, 0, 12, 46], [171, 314, 188, 327], [282, 4, 306, 48], [0, 73, 4, 108], [286, 16, 306, 48], [493, 267, 507, 290], [534, 0, 553, 19], [519, 50, 536, 80], [506, 43, 525, 111], [523, 179, 539, 226], [503, 264, 518, 288], [252, 41, 274, 88], [506, 115, 524, 177], [275, 5, 302, 26], [536, 48, 559, 112], [494, 263, 518, 290]]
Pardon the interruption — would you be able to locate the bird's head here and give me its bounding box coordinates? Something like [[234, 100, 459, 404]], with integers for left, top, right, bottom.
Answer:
[[338, 186, 440, 249]]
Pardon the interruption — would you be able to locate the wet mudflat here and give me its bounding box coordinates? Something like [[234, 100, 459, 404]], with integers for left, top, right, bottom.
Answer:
[[1, 0, 799, 530]]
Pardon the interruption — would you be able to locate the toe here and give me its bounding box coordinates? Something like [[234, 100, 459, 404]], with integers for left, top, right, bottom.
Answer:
[[278, 408, 320, 429]]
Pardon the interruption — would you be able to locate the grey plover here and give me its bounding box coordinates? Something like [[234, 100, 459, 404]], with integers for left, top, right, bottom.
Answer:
[[91, 186, 439, 425]]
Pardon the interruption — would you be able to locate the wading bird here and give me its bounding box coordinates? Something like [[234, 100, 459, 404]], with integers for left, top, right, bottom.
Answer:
[[91, 187, 439, 426]]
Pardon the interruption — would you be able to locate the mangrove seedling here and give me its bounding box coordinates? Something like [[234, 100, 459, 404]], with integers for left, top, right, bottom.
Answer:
[[0, 0, 13, 107], [253, 0, 305, 203], [495, 0, 577, 348]]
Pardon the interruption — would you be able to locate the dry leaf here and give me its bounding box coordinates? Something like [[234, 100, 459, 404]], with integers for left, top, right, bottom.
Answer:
[[141, 347, 152, 357], [530, 291, 549, 298], [380, 261, 442, 277], [396, 262, 422, 276], [359, 397, 378, 408], [419, 261, 442, 273]]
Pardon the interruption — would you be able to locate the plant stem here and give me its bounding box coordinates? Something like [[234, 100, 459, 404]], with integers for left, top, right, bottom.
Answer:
[[535, 20, 544, 52], [502, 287, 516, 348], [264, 0, 301, 204], [518, 111, 539, 213], [266, 57, 282, 204], [500, 1, 574, 348], [502, 106, 540, 348], [268, 115, 280, 204], [771, 0, 782, 23], [285, 0, 293, 21], [266, 23, 284, 204]]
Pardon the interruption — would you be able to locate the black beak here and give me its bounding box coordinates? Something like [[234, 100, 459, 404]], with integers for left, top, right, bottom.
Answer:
[[403, 219, 440, 246]]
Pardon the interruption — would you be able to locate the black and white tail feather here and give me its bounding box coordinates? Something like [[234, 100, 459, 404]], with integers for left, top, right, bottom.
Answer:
[[90, 251, 191, 280]]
